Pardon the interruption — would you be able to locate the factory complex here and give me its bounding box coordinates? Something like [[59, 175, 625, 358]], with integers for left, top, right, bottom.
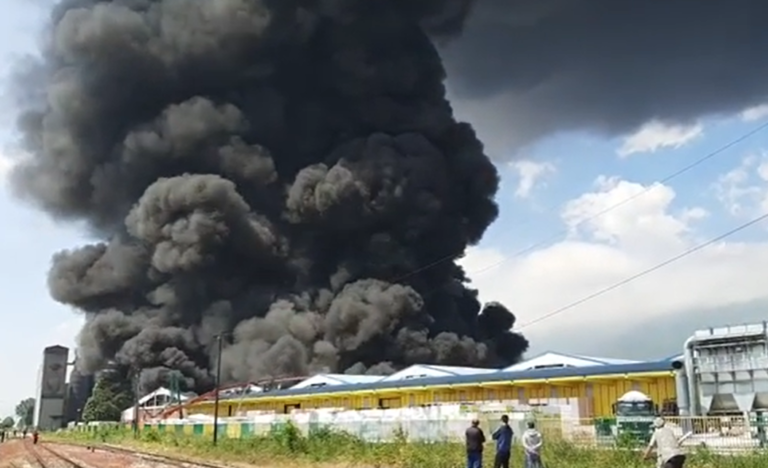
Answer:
[[166, 354, 677, 420], [38, 322, 768, 441], [143, 323, 766, 423]]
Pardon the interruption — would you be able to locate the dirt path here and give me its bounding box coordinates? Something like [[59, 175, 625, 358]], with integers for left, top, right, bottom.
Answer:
[[0, 440, 31, 467], [0, 439, 228, 468]]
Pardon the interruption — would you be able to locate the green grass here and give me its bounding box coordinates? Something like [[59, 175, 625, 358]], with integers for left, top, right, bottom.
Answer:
[[48, 424, 768, 468]]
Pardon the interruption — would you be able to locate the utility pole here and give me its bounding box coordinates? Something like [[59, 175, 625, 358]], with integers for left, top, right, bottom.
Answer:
[[132, 367, 140, 439], [212, 334, 224, 446]]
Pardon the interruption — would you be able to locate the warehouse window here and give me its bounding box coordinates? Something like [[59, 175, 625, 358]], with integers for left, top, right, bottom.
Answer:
[[362, 397, 371, 408], [433, 393, 441, 403], [550, 387, 558, 398], [409, 395, 416, 406], [532, 364, 573, 370], [458, 391, 467, 401], [487, 390, 496, 400]]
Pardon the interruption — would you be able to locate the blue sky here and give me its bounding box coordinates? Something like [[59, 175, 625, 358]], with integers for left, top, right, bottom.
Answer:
[[2, 2, 768, 418]]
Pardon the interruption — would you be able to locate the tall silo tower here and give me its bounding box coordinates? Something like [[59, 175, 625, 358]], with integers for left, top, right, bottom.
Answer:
[[33, 345, 70, 430]]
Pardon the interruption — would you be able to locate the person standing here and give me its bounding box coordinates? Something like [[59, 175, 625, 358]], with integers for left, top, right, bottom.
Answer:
[[522, 421, 544, 468], [643, 417, 686, 468], [492, 415, 514, 468], [465, 419, 486, 468]]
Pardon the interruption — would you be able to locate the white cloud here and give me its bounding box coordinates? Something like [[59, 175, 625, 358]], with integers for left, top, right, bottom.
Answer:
[[740, 104, 768, 122], [508, 160, 556, 198], [461, 176, 768, 357], [713, 153, 768, 217], [0, 153, 13, 181], [617, 120, 703, 157]]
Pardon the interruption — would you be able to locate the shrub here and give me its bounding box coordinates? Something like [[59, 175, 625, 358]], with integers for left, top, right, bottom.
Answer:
[[50, 423, 768, 468]]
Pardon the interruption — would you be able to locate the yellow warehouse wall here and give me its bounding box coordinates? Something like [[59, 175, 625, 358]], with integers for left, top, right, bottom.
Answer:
[[180, 373, 676, 419]]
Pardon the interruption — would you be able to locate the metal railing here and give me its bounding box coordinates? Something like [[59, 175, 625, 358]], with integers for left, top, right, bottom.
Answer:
[[70, 414, 768, 452]]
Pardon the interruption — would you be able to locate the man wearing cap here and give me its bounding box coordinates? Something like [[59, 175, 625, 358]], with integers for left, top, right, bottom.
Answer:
[[643, 417, 686, 468], [465, 419, 486, 468]]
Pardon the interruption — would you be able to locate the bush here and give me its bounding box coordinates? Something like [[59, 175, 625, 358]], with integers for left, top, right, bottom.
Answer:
[[50, 423, 768, 468]]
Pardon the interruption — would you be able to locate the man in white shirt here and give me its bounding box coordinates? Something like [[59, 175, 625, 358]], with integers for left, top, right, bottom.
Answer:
[[522, 421, 543, 468], [643, 417, 686, 468]]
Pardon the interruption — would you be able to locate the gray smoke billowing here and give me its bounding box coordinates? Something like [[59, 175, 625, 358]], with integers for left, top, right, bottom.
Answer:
[[11, 0, 528, 392], [440, 0, 768, 154]]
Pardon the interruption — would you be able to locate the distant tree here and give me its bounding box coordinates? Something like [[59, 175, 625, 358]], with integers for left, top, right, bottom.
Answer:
[[82, 367, 134, 423], [14, 398, 35, 428], [0, 416, 14, 428]]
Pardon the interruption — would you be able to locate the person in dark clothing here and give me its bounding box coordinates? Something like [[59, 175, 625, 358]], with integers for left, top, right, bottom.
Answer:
[[465, 419, 486, 468], [492, 415, 514, 468]]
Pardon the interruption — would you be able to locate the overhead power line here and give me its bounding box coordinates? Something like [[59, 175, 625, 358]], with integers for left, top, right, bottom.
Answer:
[[518, 212, 768, 330], [389, 120, 768, 285], [386, 119, 768, 308], [465, 120, 768, 279]]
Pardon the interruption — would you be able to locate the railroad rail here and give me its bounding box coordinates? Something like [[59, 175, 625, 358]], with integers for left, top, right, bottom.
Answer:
[[49, 440, 233, 468], [24, 440, 90, 468]]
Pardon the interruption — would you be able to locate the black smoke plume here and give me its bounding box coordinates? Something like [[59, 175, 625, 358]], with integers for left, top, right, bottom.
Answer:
[[11, 0, 528, 392], [441, 0, 768, 154]]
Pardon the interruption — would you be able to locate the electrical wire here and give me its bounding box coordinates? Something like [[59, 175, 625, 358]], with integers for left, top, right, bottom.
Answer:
[[518, 211, 768, 330], [386, 120, 768, 303], [463, 120, 768, 279]]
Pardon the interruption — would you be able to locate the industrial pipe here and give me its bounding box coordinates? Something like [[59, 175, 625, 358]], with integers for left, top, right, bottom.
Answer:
[[671, 360, 690, 417], [682, 335, 699, 416]]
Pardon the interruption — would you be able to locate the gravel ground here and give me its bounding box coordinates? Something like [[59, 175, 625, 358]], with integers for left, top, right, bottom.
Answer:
[[0, 439, 232, 468], [0, 440, 32, 467]]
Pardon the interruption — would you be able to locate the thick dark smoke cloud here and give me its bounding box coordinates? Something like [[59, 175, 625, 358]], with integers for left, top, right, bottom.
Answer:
[[440, 0, 768, 154], [11, 0, 528, 392]]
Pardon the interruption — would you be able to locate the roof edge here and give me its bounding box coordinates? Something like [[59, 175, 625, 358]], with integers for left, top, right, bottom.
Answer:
[[208, 359, 675, 402]]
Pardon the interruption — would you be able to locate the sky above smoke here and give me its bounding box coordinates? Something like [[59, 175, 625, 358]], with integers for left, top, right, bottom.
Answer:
[[440, 0, 768, 156]]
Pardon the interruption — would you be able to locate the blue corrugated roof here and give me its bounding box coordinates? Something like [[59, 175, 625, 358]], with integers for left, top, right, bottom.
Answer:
[[217, 359, 676, 401]]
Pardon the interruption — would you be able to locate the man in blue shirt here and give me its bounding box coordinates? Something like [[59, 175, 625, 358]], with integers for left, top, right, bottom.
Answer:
[[492, 414, 514, 468]]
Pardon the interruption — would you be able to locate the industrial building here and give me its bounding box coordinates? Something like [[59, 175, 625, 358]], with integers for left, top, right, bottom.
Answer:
[[121, 387, 195, 423], [676, 323, 768, 415], [157, 353, 678, 420], [147, 322, 768, 422], [33, 345, 70, 430], [32, 346, 96, 429], [64, 367, 94, 424], [58, 321, 768, 432]]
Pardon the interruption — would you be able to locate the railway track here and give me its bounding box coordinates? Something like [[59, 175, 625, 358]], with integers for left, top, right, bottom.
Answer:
[[23, 440, 90, 468], [47, 441, 233, 468]]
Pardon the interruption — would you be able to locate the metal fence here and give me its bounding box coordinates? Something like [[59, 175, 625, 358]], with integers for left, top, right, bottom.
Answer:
[[77, 413, 768, 452], [520, 415, 767, 452]]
